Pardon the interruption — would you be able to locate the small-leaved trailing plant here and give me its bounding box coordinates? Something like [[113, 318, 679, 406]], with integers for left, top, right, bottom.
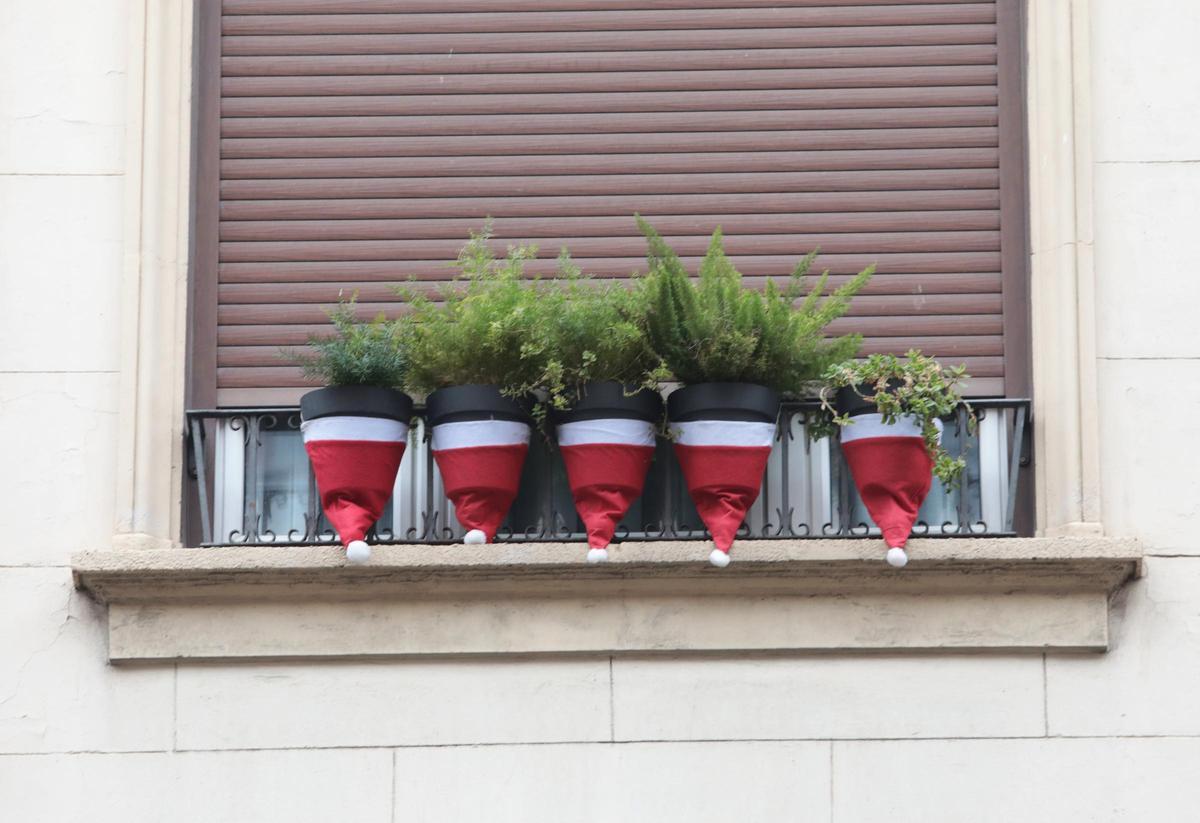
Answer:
[[515, 249, 668, 415], [400, 223, 549, 397], [809, 351, 976, 486], [290, 294, 408, 388], [636, 215, 874, 396]]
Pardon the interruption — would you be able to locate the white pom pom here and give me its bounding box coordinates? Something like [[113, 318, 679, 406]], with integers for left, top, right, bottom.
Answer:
[[709, 549, 732, 568], [587, 548, 609, 564], [886, 547, 909, 568], [346, 540, 371, 564], [463, 529, 487, 545]]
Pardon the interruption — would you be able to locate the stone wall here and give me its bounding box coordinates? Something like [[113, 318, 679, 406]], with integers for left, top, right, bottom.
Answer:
[[2, 1, 1199, 820]]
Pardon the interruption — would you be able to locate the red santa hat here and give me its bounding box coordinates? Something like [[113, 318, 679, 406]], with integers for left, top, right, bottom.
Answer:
[[839, 412, 941, 567], [557, 418, 657, 563], [427, 386, 532, 544], [300, 387, 412, 564], [672, 420, 776, 566], [431, 420, 530, 543], [668, 381, 780, 567]]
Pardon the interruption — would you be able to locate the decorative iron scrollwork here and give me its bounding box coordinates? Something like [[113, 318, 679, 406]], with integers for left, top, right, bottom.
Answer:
[[185, 399, 1031, 547]]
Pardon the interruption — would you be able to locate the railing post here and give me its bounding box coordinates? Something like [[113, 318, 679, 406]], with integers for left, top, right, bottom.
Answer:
[[243, 415, 261, 543], [955, 406, 971, 534], [777, 411, 790, 537], [1007, 403, 1029, 533], [188, 416, 212, 545]]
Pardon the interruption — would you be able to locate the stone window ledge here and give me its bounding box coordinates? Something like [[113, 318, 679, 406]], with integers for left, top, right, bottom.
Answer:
[[72, 538, 1142, 663]]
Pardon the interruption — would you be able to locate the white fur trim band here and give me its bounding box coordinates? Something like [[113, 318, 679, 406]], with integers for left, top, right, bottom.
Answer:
[[669, 420, 776, 448], [838, 413, 943, 443], [431, 420, 531, 451], [301, 416, 409, 443], [557, 419, 656, 447]]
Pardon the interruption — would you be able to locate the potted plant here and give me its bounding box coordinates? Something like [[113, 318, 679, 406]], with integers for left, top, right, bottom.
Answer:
[[521, 253, 668, 563], [638, 216, 873, 566], [402, 226, 543, 544], [292, 297, 412, 564], [810, 351, 975, 567]]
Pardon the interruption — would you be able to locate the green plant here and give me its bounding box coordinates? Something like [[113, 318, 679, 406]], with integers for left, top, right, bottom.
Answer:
[[637, 215, 873, 396], [517, 250, 667, 413], [401, 223, 549, 396], [289, 295, 408, 388], [809, 351, 976, 486]]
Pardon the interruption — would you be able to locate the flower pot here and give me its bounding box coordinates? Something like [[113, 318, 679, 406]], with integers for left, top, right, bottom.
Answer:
[[834, 382, 937, 568], [550, 382, 663, 563], [667, 382, 780, 567], [299, 386, 413, 564], [833, 380, 902, 418], [426, 384, 533, 544]]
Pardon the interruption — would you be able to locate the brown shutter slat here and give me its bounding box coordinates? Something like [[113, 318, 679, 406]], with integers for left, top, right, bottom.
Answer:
[[205, 0, 1025, 404], [223, 7, 997, 36], [221, 190, 1003, 220], [223, 128, 1000, 159], [218, 294, 1001, 326], [219, 211, 1001, 241], [225, 0, 983, 13], [222, 45, 1000, 77], [221, 149, 999, 179], [222, 169, 1001, 200], [220, 335, 1006, 368], [222, 88, 998, 118], [219, 315, 1007, 347], [223, 108, 999, 138], [223, 26, 998, 56], [215, 353, 1006, 390], [826, 315, 1003, 336], [223, 66, 998, 97], [219, 252, 1002, 282], [219, 272, 1001, 306], [219, 232, 1000, 264]]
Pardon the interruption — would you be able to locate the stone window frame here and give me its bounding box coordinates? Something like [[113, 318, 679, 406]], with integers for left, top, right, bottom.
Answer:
[[83, 1, 1130, 663], [108, 0, 1103, 552]]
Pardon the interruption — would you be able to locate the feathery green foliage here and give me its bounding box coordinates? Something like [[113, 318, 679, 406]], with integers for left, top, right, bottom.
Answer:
[[810, 351, 975, 486], [637, 215, 873, 396], [517, 250, 667, 412], [290, 295, 408, 388], [401, 223, 549, 396]]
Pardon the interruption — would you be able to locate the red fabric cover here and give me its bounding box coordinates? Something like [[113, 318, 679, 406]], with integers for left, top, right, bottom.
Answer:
[[433, 444, 529, 542], [673, 443, 772, 551], [560, 443, 656, 549], [841, 435, 934, 549], [304, 439, 407, 547]]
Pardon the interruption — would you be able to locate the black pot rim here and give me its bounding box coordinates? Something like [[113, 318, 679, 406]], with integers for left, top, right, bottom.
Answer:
[[666, 382, 780, 424], [426, 384, 533, 427], [300, 385, 413, 422], [551, 381, 663, 425], [834, 380, 905, 418]]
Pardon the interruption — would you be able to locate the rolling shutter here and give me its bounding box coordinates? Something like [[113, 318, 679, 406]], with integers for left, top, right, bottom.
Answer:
[[192, 0, 1028, 406]]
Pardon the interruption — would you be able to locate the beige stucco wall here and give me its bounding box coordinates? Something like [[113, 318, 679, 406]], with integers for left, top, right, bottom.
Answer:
[[2, 1, 1199, 820]]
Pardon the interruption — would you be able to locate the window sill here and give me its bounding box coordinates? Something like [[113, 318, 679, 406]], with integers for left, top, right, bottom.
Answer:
[[72, 538, 1142, 663]]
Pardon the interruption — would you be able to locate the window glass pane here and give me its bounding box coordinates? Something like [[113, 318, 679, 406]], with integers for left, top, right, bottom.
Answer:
[[255, 424, 310, 539], [250, 419, 392, 542]]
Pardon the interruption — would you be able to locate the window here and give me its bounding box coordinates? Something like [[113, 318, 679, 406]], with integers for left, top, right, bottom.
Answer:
[[185, 1, 1032, 544], [78, 0, 1132, 665]]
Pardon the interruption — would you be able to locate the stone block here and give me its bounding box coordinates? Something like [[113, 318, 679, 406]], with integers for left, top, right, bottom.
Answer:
[[0, 568, 172, 754]]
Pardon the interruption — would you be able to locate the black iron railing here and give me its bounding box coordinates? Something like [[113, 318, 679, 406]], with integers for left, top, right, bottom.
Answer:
[[185, 399, 1030, 547]]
